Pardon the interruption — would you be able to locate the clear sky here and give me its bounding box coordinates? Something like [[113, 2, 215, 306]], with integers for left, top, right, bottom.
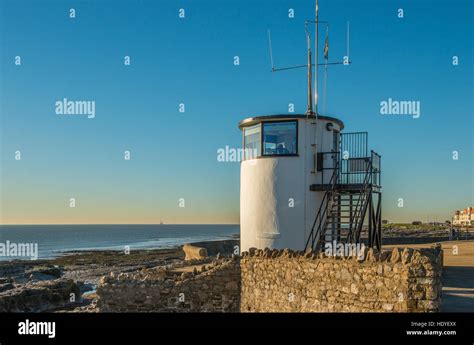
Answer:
[[0, 0, 472, 224]]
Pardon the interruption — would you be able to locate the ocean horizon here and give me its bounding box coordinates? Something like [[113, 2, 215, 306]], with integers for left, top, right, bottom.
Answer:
[[0, 224, 240, 261]]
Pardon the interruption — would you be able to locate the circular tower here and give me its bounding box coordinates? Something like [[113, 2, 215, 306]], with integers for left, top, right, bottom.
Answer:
[[239, 114, 344, 252]]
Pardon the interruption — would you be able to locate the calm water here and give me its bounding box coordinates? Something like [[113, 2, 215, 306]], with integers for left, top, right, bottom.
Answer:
[[0, 224, 239, 260]]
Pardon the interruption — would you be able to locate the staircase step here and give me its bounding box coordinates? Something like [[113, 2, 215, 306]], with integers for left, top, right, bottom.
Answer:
[[327, 215, 357, 218], [333, 199, 364, 205], [324, 223, 358, 227], [330, 206, 365, 210], [330, 207, 363, 211], [334, 199, 363, 204]]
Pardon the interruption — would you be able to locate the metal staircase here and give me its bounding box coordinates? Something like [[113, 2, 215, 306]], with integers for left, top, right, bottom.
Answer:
[[305, 132, 382, 253]]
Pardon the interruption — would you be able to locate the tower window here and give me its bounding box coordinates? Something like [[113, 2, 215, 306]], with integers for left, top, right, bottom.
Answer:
[[262, 121, 298, 156], [243, 124, 261, 160]]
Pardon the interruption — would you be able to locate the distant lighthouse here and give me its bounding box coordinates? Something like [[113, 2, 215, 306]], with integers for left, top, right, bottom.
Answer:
[[239, 1, 382, 253]]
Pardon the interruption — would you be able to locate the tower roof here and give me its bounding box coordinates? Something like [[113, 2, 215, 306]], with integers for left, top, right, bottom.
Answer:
[[238, 114, 344, 130]]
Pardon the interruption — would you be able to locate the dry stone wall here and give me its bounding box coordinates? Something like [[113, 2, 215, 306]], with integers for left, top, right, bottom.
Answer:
[[97, 258, 240, 312], [96, 245, 442, 313], [240, 246, 442, 312]]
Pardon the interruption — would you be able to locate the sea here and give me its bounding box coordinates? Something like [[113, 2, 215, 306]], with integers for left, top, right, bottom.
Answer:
[[0, 224, 239, 261]]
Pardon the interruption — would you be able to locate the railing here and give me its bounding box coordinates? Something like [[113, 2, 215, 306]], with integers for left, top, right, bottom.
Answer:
[[307, 148, 382, 251], [340, 131, 368, 185], [305, 158, 340, 252], [347, 159, 373, 242], [371, 150, 381, 190], [341, 132, 368, 159], [315, 150, 381, 188]]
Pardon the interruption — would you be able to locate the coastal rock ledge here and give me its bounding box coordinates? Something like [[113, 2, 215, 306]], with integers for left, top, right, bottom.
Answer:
[[0, 278, 80, 312], [0, 262, 80, 312]]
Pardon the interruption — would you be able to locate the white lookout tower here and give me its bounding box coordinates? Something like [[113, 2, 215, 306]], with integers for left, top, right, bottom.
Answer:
[[239, 1, 382, 253]]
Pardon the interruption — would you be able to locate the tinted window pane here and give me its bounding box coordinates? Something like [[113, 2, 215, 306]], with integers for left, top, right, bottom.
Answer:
[[263, 122, 297, 155], [243, 124, 261, 160]]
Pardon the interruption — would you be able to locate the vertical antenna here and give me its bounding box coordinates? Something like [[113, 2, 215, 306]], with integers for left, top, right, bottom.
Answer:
[[314, 0, 319, 116], [267, 29, 275, 71], [346, 21, 350, 61], [305, 24, 313, 116], [323, 25, 329, 114]]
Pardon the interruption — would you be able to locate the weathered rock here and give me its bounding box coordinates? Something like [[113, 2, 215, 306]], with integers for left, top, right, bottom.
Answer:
[[0, 282, 14, 293], [401, 248, 413, 264], [27, 266, 62, 279], [0, 279, 80, 312], [182, 244, 208, 261], [28, 271, 57, 282], [180, 272, 193, 280], [391, 248, 401, 263]]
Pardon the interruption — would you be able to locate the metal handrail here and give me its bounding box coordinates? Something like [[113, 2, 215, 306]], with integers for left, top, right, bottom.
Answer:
[[306, 149, 382, 252], [305, 158, 340, 251], [346, 160, 373, 242], [370, 151, 382, 189]]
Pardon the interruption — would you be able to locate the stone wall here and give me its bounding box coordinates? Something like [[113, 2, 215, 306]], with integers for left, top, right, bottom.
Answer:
[[96, 245, 442, 313], [240, 246, 442, 312], [97, 258, 240, 312]]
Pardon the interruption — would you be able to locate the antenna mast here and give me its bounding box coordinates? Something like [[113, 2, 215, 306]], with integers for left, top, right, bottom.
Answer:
[[267, 0, 350, 115], [314, 0, 319, 116], [305, 24, 313, 116]]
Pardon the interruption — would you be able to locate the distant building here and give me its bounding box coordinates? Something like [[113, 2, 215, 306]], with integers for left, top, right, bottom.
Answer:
[[411, 221, 422, 226], [453, 207, 474, 226]]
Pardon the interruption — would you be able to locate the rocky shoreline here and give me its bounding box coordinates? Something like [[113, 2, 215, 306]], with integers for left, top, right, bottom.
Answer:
[[0, 247, 185, 312]]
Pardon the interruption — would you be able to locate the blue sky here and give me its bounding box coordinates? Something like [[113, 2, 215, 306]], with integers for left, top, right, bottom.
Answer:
[[0, 0, 472, 224]]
